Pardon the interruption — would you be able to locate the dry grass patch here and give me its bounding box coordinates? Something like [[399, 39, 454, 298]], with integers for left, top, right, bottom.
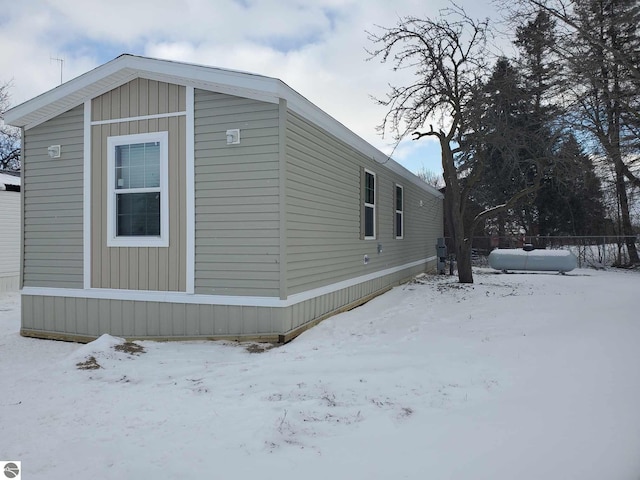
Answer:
[[114, 342, 145, 356], [245, 343, 277, 354], [76, 356, 101, 370]]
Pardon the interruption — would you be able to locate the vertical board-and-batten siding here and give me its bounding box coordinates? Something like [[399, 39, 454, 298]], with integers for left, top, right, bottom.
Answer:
[[23, 105, 84, 288], [285, 110, 442, 296], [21, 295, 280, 340], [0, 190, 20, 291], [193, 89, 281, 297], [90, 79, 187, 291]]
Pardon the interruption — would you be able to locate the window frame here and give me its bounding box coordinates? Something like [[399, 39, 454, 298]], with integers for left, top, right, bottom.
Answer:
[[106, 131, 169, 247], [395, 184, 404, 239], [363, 169, 376, 240]]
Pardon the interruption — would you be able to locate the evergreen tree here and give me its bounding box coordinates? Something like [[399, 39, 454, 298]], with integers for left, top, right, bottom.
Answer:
[[469, 58, 532, 203], [513, 8, 608, 237], [536, 134, 606, 235], [464, 57, 552, 237], [514, 10, 560, 122]]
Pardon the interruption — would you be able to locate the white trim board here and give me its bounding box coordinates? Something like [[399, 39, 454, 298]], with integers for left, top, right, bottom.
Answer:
[[91, 111, 186, 126], [22, 256, 436, 308], [83, 100, 92, 290], [185, 86, 195, 294]]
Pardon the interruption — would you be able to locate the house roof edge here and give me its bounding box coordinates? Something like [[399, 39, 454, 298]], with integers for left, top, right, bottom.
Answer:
[[5, 54, 442, 198]]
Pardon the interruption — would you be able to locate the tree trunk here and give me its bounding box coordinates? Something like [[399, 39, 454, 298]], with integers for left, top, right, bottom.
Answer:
[[607, 66, 640, 264], [614, 159, 640, 264], [456, 239, 474, 283], [441, 137, 474, 283]]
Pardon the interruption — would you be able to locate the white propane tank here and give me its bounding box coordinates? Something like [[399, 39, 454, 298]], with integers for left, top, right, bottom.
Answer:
[[488, 247, 578, 273]]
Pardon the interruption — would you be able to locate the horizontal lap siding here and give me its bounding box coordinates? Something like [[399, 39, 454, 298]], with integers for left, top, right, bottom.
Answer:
[[398, 181, 443, 265], [0, 191, 19, 291], [286, 110, 442, 295], [23, 105, 84, 288], [194, 90, 280, 296]]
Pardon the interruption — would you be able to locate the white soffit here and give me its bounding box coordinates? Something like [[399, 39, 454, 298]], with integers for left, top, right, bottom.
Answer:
[[5, 54, 443, 198]]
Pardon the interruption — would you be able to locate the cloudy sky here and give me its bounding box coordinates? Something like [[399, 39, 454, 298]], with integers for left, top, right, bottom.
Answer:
[[1, 0, 498, 176]]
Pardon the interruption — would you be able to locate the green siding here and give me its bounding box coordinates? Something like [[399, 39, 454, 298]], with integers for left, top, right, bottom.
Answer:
[[285, 110, 442, 295], [194, 89, 281, 296], [23, 105, 84, 288]]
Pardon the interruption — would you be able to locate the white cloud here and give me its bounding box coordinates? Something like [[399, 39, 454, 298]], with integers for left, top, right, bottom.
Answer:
[[0, 0, 497, 174]]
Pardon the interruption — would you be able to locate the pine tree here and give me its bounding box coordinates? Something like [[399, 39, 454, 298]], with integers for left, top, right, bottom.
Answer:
[[512, 9, 609, 237], [536, 135, 606, 235], [514, 10, 560, 121], [464, 57, 553, 237]]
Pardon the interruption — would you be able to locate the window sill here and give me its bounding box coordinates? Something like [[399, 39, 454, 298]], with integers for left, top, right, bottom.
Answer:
[[107, 236, 169, 248]]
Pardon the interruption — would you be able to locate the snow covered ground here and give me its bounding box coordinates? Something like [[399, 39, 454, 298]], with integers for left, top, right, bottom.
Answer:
[[1, 268, 639, 480]]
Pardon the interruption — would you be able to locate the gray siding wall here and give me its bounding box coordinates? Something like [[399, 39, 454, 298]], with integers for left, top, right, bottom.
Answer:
[[283, 262, 429, 333], [286, 110, 442, 295], [20, 261, 431, 341], [22, 295, 279, 339], [0, 190, 20, 291], [22, 105, 84, 288], [90, 78, 185, 122], [194, 89, 281, 297]]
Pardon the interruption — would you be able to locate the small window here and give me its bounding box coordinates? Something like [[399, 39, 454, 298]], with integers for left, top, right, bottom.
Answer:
[[395, 185, 404, 239], [107, 132, 169, 247], [364, 170, 376, 239]]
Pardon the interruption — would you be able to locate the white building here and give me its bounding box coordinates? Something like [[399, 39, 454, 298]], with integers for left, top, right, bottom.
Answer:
[[0, 171, 20, 292]]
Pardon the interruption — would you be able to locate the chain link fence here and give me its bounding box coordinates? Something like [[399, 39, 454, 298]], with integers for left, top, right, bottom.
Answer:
[[443, 235, 640, 269]]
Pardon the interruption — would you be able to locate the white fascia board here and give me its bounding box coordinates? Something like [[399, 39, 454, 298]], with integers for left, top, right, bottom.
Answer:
[[130, 56, 282, 102], [7, 54, 442, 199], [17, 70, 142, 130], [5, 54, 281, 128], [5, 59, 137, 127]]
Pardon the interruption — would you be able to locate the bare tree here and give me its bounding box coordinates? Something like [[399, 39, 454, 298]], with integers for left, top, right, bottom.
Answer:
[[368, 7, 543, 283], [510, 0, 640, 189], [559, 0, 640, 262], [415, 166, 445, 189], [0, 81, 21, 171]]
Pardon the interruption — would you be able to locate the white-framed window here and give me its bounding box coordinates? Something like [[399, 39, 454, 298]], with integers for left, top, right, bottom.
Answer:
[[395, 184, 404, 239], [106, 132, 169, 247], [364, 169, 376, 239]]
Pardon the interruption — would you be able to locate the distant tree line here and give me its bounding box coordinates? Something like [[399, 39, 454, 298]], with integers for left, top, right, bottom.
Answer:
[[368, 0, 640, 282]]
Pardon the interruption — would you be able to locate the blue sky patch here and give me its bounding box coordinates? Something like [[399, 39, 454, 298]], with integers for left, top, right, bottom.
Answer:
[[60, 37, 143, 64]]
